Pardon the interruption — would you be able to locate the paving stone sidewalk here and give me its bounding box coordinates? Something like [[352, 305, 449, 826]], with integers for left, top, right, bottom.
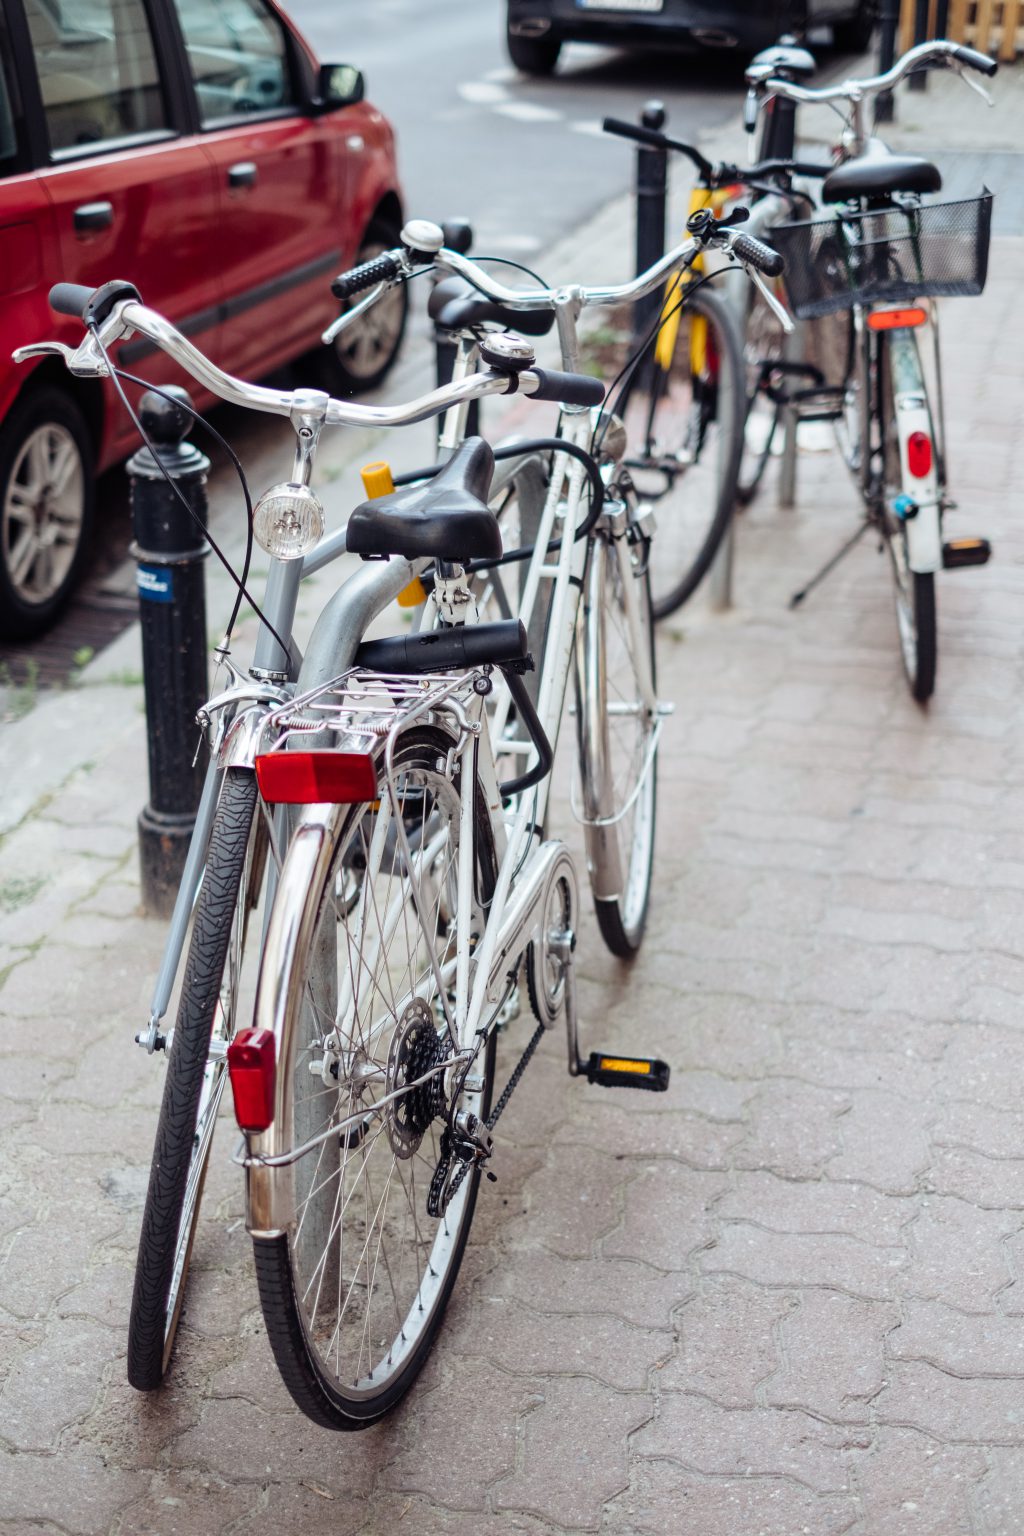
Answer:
[[3, 65, 1024, 1536]]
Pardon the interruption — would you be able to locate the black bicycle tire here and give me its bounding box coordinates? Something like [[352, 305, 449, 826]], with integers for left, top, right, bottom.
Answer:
[[127, 767, 258, 1390], [630, 286, 745, 619], [253, 726, 497, 1429]]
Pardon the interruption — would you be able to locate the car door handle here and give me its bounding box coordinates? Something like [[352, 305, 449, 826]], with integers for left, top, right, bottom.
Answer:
[[73, 201, 114, 235], [228, 161, 258, 190]]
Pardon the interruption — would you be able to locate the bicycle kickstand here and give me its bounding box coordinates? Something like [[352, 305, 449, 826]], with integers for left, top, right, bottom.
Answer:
[[789, 517, 873, 610]]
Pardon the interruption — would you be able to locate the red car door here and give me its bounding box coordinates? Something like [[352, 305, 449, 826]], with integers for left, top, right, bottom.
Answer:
[[170, 0, 343, 383], [26, 0, 221, 424]]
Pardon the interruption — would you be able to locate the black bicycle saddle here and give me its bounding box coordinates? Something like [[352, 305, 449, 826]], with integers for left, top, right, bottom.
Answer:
[[428, 276, 555, 338], [822, 153, 942, 204], [346, 436, 501, 564]]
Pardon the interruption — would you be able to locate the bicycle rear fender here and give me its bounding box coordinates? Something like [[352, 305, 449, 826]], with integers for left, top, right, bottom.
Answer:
[[888, 329, 942, 574]]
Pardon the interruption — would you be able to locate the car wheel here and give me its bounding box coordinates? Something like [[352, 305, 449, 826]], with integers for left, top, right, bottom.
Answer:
[[506, 23, 561, 75], [834, 0, 876, 51], [316, 218, 409, 396], [0, 386, 94, 641]]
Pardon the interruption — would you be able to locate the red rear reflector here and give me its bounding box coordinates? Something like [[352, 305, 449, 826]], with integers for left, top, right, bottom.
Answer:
[[906, 431, 933, 478], [227, 1027, 276, 1133], [255, 751, 378, 804], [867, 307, 927, 331]]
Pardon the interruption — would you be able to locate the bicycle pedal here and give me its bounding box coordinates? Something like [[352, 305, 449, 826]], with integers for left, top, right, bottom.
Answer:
[[584, 1052, 670, 1092], [943, 538, 991, 569]]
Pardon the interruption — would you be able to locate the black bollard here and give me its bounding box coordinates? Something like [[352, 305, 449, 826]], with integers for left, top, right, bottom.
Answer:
[[875, 0, 900, 122], [128, 386, 212, 917], [633, 100, 668, 367], [908, 0, 930, 88]]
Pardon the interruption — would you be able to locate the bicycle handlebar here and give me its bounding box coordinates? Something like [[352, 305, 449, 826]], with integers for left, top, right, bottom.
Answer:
[[601, 118, 830, 190], [756, 38, 996, 105], [32, 286, 603, 422]]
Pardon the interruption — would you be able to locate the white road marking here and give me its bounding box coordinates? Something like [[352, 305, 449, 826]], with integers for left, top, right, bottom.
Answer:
[[493, 101, 564, 124], [571, 119, 607, 137], [457, 81, 510, 105], [484, 67, 517, 84]]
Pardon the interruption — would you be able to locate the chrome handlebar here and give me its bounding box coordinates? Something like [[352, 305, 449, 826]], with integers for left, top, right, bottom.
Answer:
[[14, 299, 582, 428], [752, 39, 993, 106]]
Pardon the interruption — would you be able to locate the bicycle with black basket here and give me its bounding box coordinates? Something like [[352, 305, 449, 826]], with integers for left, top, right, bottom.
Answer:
[[737, 37, 998, 702]]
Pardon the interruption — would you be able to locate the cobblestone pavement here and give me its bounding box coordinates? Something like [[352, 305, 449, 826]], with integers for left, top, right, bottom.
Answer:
[[3, 70, 1024, 1536]]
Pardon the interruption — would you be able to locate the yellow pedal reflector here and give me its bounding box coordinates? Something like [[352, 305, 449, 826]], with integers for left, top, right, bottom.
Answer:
[[361, 460, 395, 498], [397, 577, 427, 607], [598, 1056, 652, 1074], [585, 1052, 670, 1092]]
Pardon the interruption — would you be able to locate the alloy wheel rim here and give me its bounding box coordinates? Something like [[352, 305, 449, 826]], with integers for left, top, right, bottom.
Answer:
[[2, 423, 85, 606]]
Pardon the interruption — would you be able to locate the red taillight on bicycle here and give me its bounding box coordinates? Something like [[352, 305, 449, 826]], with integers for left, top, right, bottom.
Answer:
[[906, 431, 933, 479], [227, 1027, 276, 1133], [255, 751, 378, 804], [867, 306, 927, 331]]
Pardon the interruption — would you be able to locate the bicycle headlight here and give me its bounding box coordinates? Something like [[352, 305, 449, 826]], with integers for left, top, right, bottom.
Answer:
[[252, 482, 325, 560]]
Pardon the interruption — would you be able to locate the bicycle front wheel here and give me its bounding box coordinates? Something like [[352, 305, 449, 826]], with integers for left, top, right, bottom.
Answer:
[[253, 725, 496, 1429], [576, 529, 658, 958], [128, 766, 263, 1389], [623, 285, 744, 618]]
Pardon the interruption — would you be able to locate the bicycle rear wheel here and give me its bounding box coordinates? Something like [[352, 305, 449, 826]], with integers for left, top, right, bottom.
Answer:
[[253, 725, 496, 1429], [576, 527, 658, 958], [128, 767, 263, 1389], [879, 331, 937, 702], [622, 286, 744, 617]]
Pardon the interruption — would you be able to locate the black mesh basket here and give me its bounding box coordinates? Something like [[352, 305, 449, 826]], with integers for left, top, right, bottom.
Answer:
[[772, 191, 993, 320]]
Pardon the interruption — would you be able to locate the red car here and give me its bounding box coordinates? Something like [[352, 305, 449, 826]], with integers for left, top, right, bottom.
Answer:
[[0, 0, 406, 638]]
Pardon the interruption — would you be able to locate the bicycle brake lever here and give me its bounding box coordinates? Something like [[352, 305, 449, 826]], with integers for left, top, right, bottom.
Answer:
[[957, 64, 994, 105], [321, 280, 389, 345], [748, 269, 794, 334], [13, 341, 77, 365]]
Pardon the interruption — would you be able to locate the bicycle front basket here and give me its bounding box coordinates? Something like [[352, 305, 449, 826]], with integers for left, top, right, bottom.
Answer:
[[773, 191, 993, 320]]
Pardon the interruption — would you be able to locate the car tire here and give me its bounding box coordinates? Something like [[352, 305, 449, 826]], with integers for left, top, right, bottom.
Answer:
[[314, 218, 409, 396], [506, 24, 561, 75], [0, 386, 94, 641], [834, 1, 876, 51]]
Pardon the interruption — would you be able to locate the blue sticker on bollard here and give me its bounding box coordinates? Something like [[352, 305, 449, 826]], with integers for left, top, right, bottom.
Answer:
[[137, 565, 173, 603]]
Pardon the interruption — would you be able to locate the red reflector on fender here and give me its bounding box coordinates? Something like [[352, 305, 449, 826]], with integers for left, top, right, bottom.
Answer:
[[867, 306, 927, 331], [907, 431, 933, 478], [255, 751, 378, 804], [227, 1027, 276, 1133]]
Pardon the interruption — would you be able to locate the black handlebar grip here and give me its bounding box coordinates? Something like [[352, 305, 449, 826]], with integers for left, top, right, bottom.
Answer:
[[49, 278, 141, 325], [331, 251, 403, 301], [49, 283, 97, 319], [527, 368, 605, 408], [731, 232, 785, 278], [952, 44, 997, 76], [602, 116, 667, 150]]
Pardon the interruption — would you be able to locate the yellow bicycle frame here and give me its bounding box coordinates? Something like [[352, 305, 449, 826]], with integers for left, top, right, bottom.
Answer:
[[653, 184, 737, 376]]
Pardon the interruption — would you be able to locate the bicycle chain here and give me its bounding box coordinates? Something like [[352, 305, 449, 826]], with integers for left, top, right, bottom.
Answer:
[[428, 1021, 546, 1217]]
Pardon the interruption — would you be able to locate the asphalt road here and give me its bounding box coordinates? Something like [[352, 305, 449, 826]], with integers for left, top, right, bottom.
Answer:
[[285, 0, 750, 257]]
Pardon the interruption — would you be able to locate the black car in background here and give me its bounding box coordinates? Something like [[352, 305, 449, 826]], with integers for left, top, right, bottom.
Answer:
[[506, 0, 875, 74]]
